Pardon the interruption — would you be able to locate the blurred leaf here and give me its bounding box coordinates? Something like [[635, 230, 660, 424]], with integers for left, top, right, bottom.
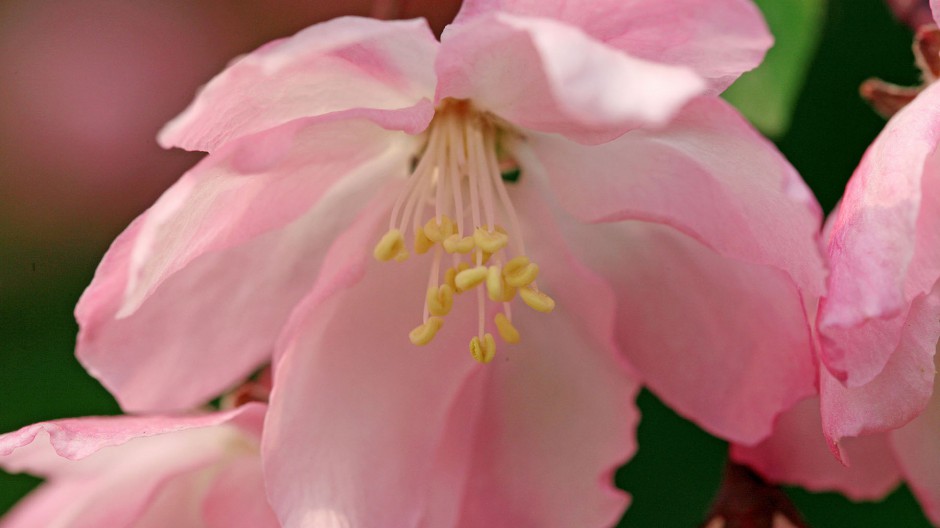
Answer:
[[723, 0, 827, 137]]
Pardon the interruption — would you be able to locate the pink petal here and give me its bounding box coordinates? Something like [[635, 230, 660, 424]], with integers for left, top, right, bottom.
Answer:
[[519, 95, 825, 296], [0, 405, 262, 472], [436, 12, 706, 144], [890, 376, 940, 524], [731, 397, 901, 501], [453, 0, 771, 92], [159, 17, 438, 152], [265, 185, 638, 527], [76, 117, 417, 411], [264, 238, 480, 527], [0, 405, 265, 528], [820, 285, 940, 452], [448, 174, 640, 528], [513, 97, 824, 444], [820, 82, 940, 387], [933, 0, 940, 24], [0, 481, 98, 528], [202, 457, 280, 528]]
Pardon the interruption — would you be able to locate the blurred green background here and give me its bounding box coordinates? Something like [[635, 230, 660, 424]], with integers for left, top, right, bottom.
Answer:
[[0, 0, 934, 525]]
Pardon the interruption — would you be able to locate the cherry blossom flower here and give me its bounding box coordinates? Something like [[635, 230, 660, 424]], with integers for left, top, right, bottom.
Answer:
[[75, 1, 827, 525], [734, 22, 940, 522], [0, 403, 275, 528]]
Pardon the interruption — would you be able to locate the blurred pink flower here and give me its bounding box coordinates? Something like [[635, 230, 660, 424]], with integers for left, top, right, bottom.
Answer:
[[0, 403, 275, 528], [734, 54, 940, 526], [76, 1, 826, 525], [886, 0, 934, 28]]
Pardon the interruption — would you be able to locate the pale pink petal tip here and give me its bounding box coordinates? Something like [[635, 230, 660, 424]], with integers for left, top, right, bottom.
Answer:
[[159, 16, 439, 152], [436, 12, 706, 143], [452, 0, 772, 92]]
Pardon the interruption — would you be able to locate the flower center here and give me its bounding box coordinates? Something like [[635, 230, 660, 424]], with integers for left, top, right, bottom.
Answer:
[[373, 99, 555, 363]]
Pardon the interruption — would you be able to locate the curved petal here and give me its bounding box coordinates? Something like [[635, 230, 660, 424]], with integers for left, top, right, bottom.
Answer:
[[890, 376, 940, 525], [0, 405, 261, 473], [0, 481, 97, 528], [731, 397, 901, 501], [512, 98, 823, 444], [518, 95, 825, 298], [76, 117, 417, 411], [445, 174, 640, 528], [159, 16, 438, 152], [820, 285, 940, 452], [820, 82, 940, 386], [0, 405, 265, 528], [453, 0, 771, 92], [933, 0, 940, 24], [436, 12, 705, 144], [265, 179, 638, 527], [202, 456, 280, 528], [264, 225, 481, 527]]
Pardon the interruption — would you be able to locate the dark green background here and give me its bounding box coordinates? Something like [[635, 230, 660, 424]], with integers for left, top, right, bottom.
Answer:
[[0, 0, 933, 525]]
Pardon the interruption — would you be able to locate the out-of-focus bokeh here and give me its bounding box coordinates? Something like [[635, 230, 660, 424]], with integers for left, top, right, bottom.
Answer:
[[0, 0, 933, 525]]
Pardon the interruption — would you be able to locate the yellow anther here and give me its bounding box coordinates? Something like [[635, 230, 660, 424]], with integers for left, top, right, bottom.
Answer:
[[423, 216, 456, 243], [479, 250, 493, 265], [409, 317, 444, 346], [455, 266, 487, 291], [486, 266, 503, 302], [473, 226, 509, 253], [519, 286, 555, 313], [414, 229, 434, 255], [494, 313, 520, 344], [443, 234, 475, 254], [503, 256, 539, 287], [500, 284, 517, 303], [426, 285, 454, 317], [444, 267, 458, 292], [469, 333, 497, 363], [374, 229, 407, 262], [393, 250, 410, 262]]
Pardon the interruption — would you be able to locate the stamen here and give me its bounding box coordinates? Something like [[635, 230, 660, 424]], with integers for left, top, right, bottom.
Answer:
[[448, 117, 466, 237], [471, 126, 497, 229], [410, 317, 444, 346], [503, 256, 539, 288], [400, 167, 430, 234], [519, 286, 555, 313], [414, 229, 434, 254], [373, 229, 408, 262], [426, 285, 454, 317], [469, 333, 497, 363], [455, 266, 487, 291], [375, 100, 555, 361], [494, 313, 520, 344], [442, 234, 475, 254], [473, 226, 509, 253], [424, 216, 456, 243], [486, 265, 503, 301], [486, 133, 527, 257]]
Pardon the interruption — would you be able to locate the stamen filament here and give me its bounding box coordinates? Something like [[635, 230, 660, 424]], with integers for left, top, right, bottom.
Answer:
[[376, 100, 556, 362], [389, 122, 442, 230], [486, 134, 527, 257]]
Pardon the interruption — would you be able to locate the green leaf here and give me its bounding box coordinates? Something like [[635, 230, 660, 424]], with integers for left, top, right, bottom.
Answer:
[[723, 0, 827, 138]]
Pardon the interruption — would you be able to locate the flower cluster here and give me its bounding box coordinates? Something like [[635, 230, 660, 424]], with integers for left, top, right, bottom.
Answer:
[[2, 0, 939, 526]]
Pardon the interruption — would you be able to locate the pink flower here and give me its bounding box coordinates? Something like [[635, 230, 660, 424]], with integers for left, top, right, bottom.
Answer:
[[76, 1, 826, 525], [886, 0, 934, 28], [0, 403, 276, 528], [733, 38, 940, 524]]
